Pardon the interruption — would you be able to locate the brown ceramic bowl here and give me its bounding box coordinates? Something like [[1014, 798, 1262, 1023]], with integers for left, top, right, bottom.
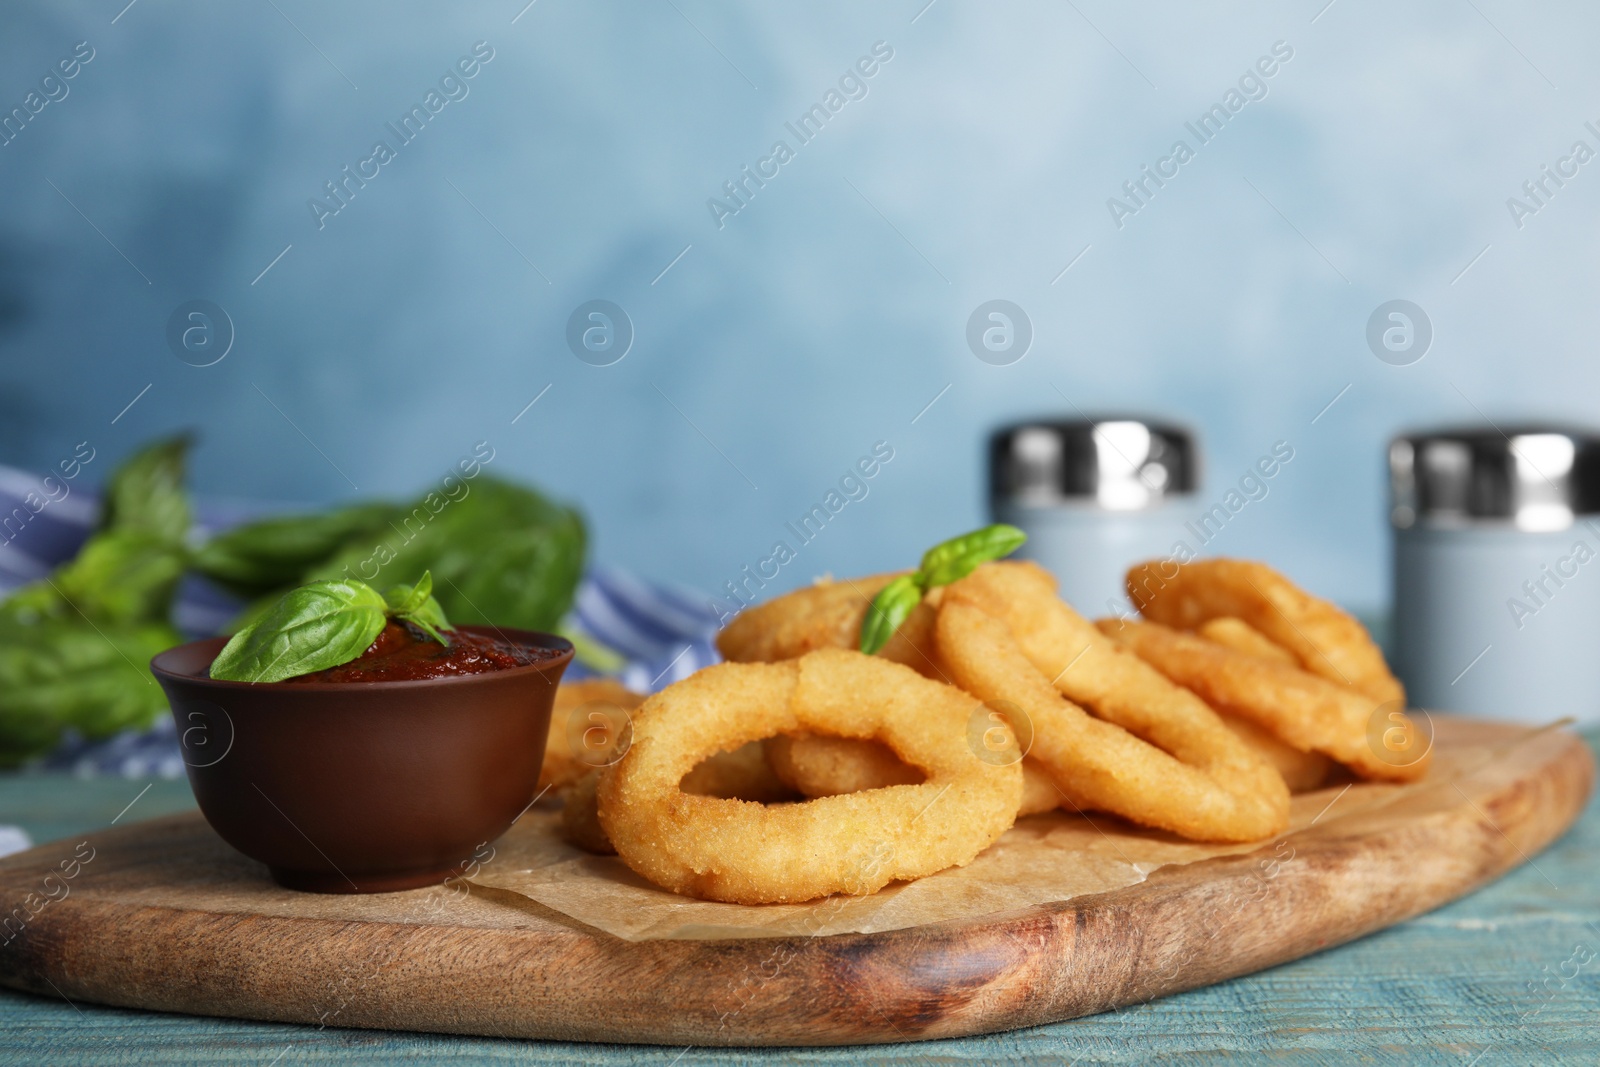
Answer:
[[150, 626, 572, 894]]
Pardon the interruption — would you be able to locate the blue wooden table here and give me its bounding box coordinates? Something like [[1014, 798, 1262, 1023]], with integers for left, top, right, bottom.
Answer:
[[2, 735, 1598, 1066]]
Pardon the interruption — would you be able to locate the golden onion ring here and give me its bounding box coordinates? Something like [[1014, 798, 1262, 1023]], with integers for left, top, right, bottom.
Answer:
[[596, 650, 1022, 903], [1127, 558, 1404, 706]]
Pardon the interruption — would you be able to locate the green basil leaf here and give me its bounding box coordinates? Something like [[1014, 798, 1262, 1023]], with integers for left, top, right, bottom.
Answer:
[[0, 618, 179, 767], [403, 594, 450, 633], [309, 476, 585, 633], [99, 435, 192, 545], [398, 612, 450, 646], [209, 579, 388, 683], [192, 502, 402, 598], [916, 523, 1028, 589], [0, 437, 193, 757], [386, 571, 452, 646], [422, 480, 584, 632], [0, 531, 187, 627], [383, 571, 433, 615], [397, 596, 452, 643], [859, 573, 926, 656]]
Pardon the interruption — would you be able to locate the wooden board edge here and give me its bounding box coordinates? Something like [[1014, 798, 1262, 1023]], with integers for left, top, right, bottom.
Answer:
[[0, 728, 1591, 1046]]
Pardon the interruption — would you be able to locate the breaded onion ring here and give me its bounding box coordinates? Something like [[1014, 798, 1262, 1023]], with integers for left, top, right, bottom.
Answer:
[[1098, 618, 1430, 782], [680, 740, 797, 803], [1189, 620, 1332, 790], [1220, 714, 1333, 793], [562, 742, 798, 855], [542, 680, 645, 793], [1197, 616, 1297, 666], [943, 562, 1289, 836], [716, 573, 948, 681], [768, 733, 1061, 816], [935, 567, 1288, 842], [560, 769, 614, 854], [597, 650, 1022, 903], [1127, 558, 1404, 706], [766, 733, 922, 793], [1017, 759, 1065, 816]]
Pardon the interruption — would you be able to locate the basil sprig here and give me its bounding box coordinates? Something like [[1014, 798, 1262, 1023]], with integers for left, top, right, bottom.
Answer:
[[209, 571, 453, 683], [858, 524, 1027, 655], [0, 438, 193, 765], [382, 571, 451, 646]]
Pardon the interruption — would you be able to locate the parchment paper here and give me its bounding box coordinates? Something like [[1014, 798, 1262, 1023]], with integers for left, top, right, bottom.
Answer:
[[471, 723, 1546, 942]]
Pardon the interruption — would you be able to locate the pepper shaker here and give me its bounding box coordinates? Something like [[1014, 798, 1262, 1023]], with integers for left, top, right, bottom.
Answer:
[[1390, 425, 1600, 723], [990, 417, 1198, 615]]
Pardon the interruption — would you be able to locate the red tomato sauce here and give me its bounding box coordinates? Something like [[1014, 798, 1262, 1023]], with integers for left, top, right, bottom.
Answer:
[[280, 622, 558, 683]]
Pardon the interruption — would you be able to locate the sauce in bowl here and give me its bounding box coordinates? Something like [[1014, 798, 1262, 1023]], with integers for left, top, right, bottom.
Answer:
[[279, 622, 562, 684]]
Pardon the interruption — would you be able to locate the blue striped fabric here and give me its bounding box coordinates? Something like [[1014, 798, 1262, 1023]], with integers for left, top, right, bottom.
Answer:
[[0, 464, 726, 785]]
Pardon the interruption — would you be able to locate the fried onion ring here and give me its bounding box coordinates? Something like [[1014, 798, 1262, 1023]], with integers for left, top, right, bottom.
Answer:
[[561, 741, 798, 855], [767, 733, 1061, 816], [1197, 616, 1298, 666], [936, 564, 1288, 842], [1098, 618, 1430, 782], [716, 573, 947, 681], [1191, 619, 1330, 788], [1127, 558, 1404, 706], [680, 740, 797, 803], [1220, 714, 1333, 793], [766, 733, 922, 792], [1017, 759, 1066, 816], [597, 650, 1022, 903], [542, 680, 645, 793], [560, 769, 614, 854]]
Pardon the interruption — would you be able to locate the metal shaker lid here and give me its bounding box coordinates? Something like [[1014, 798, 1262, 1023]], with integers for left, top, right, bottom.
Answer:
[[1389, 425, 1600, 530], [990, 417, 1197, 511]]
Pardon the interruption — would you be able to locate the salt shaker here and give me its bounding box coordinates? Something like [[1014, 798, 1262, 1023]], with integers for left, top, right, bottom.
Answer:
[[1390, 426, 1600, 723], [990, 417, 1197, 616]]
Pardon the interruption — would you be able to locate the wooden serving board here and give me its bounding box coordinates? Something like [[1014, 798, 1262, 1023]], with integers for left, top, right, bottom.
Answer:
[[0, 718, 1590, 1047]]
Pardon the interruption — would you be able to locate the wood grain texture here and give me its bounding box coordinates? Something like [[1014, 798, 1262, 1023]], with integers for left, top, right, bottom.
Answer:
[[0, 718, 1590, 1049]]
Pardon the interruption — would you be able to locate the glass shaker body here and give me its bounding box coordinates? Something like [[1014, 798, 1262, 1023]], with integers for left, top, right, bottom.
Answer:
[[991, 418, 1197, 616], [1390, 426, 1600, 724]]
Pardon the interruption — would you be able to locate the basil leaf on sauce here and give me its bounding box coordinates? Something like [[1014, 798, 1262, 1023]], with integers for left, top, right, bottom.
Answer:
[[209, 579, 388, 683], [384, 571, 453, 646]]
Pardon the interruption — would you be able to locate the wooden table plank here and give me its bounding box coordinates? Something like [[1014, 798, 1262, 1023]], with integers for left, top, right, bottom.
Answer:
[[1, 731, 1597, 1065]]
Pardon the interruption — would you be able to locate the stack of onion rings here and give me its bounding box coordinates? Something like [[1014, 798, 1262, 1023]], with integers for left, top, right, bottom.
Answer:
[[936, 563, 1289, 841], [1114, 559, 1429, 782], [558, 550, 1423, 901], [721, 578, 1058, 816], [1098, 616, 1431, 782], [1186, 616, 1335, 790], [1127, 558, 1404, 706], [719, 560, 1290, 841], [596, 650, 1022, 904]]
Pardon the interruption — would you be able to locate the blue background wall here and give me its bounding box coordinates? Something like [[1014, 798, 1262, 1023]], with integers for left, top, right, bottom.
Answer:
[[1, 0, 1594, 611]]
